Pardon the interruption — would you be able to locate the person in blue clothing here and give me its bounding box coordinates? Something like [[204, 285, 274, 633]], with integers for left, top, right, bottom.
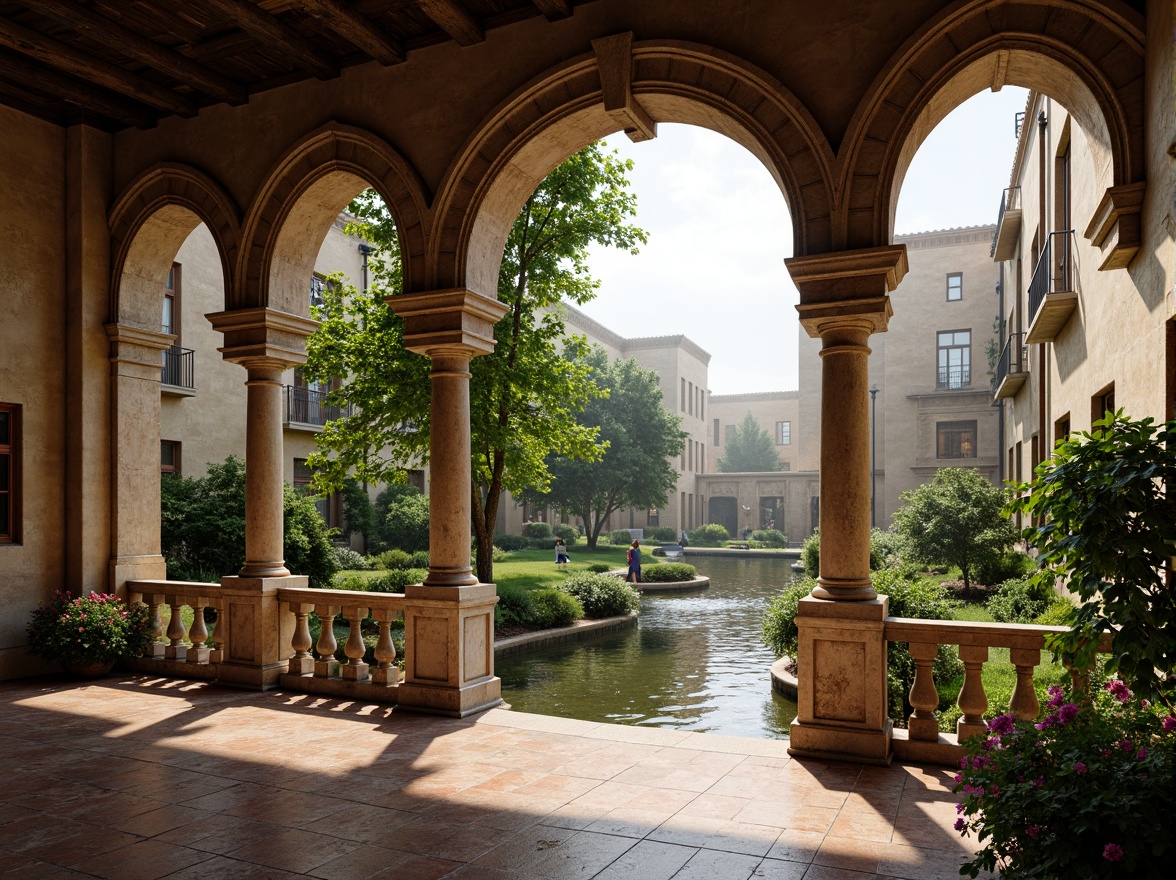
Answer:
[[626, 540, 642, 583], [555, 537, 570, 568]]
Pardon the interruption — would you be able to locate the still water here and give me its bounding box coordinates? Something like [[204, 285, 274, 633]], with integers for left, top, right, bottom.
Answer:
[[498, 556, 800, 739]]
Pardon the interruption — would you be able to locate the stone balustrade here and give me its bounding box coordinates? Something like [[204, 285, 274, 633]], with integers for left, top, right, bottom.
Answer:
[[127, 579, 225, 680], [884, 617, 1111, 765]]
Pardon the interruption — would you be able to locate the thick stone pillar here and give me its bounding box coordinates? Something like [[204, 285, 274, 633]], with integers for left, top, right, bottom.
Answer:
[[105, 324, 171, 592], [784, 245, 907, 765], [207, 307, 317, 688], [387, 289, 509, 717]]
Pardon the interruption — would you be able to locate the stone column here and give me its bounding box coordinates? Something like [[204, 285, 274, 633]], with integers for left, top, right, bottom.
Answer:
[[105, 324, 171, 592], [784, 245, 907, 765], [387, 289, 509, 717], [206, 307, 318, 688]]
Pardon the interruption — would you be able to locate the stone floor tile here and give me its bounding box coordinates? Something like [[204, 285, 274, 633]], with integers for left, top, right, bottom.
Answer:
[[156, 816, 283, 854], [671, 847, 763, 880], [783, 805, 838, 834], [765, 828, 825, 863], [592, 839, 696, 880], [365, 853, 465, 880], [648, 816, 780, 857], [19, 823, 141, 866], [750, 857, 808, 879], [310, 803, 421, 844], [156, 854, 302, 880], [227, 827, 361, 874], [827, 810, 898, 843], [71, 837, 213, 880], [874, 842, 985, 880], [585, 807, 674, 839], [813, 835, 891, 874], [677, 793, 751, 820], [732, 799, 797, 828], [387, 818, 508, 862], [538, 802, 612, 830], [120, 804, 216, 838], [801, 866, 880, 880]]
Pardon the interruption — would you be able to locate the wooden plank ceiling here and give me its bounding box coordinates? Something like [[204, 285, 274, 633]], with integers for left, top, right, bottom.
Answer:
[[0, 0, 581, 130]]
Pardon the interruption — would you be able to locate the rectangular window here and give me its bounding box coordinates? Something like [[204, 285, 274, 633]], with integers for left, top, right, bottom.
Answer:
[[946, 272, 963, 301], [699, 390, 704, 420], [688, 382, 694, 416], [713, 418, 720, 446], [160, 440, 181, 475], [294, 458, 331, 524], [1, 403, 19, 543], [776, 421, 791, 445], [1054, 413, 1071, 451], [681, 378, 686, 412], [163, 263, 181, 341], [688, 440, 694, 472], [1092, 383, 1115, 423], [937, 329, 971, 388], [937, 421, 977, 459], [310, 274, 328, 311], [647, 508, 659, 527]]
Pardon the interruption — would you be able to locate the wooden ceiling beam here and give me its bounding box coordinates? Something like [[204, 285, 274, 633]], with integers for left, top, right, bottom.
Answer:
[[0, 54, 154, 127], [416, 0, 484, 47], [0, 17, 196, 115], [531, 0, 572, 21], [25, 0, 248, 105], [198, 0, 339, 79], [300, 0, 405, 65]]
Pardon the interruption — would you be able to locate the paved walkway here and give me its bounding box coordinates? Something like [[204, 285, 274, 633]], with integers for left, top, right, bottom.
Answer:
[[1, 676, 990, 879]]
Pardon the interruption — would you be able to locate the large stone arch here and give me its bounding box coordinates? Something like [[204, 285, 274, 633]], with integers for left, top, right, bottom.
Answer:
[[841, 0, 1146, 249], [236, 122, 430, 313], [109, 162, 241, 329], [429, 38, 834, 297]]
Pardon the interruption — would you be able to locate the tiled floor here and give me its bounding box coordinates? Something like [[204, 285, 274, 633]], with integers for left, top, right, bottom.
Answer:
[[1, 676, 991, 879]]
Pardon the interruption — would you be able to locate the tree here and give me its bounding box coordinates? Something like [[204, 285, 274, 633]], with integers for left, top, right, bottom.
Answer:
[[304, 143, 647, 582], [1007, 412, 1176, 703], [891, 467, 1016, 593], [717, 412, 780, 472], [532, 346, 686, 548]]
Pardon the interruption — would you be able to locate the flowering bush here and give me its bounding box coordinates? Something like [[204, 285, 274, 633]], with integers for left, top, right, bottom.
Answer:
[[26, 590, 154, 666], [955, 680, 1176, 879]]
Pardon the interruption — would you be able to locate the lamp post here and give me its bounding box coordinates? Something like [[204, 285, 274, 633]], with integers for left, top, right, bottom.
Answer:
[[869, 385, 879, 529]]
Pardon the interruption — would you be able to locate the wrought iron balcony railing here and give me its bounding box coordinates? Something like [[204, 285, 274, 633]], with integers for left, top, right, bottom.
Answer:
[[285, 385, 348, 426], [993, 332, 1029, 399], [1027, 230, 1074, 329], [937, 365, 971, 390], [161, 345, 195, 389]]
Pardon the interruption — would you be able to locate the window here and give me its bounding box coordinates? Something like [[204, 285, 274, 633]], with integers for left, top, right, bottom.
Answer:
[[309, 275, 328, 311], [160, 440, 181, 475], [776, 421, 791, 445], [681, 378, 686, 412], [1092, 383, 1115, 423], [1054, 413, 1071, 450], [163, 264, 181, 340], [937, 421, 977, 459], [946, 272, 962, 302], [1, 403, 19, 543], [937, 330, 971, 388], [688, 382, 694, 416], [725, 424, 735, 444], [713, 418, 720, 446], [294, 458, 332, 524], [699, 390, 704, 420], [647, 509, 659, 527]]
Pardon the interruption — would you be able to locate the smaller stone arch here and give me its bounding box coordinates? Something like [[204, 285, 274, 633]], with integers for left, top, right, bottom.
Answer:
[[109, 162, 241, 329], [236, 122, 430, 313]]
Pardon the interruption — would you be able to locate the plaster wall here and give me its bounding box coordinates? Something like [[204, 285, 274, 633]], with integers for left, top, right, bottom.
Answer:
[[708, 392, 800, 473], [0, 106, 67, 676]]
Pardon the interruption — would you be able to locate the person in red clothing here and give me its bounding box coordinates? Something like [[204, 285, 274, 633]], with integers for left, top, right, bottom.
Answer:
[[626, 540, 642, 583]]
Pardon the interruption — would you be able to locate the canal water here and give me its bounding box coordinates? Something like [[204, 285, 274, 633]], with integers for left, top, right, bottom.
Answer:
[[498, 556, 800, 739]]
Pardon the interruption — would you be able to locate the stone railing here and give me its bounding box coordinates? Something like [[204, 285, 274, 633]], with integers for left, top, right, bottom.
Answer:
[[884, 617, 1110, 765], [125, 580, 406, 701]]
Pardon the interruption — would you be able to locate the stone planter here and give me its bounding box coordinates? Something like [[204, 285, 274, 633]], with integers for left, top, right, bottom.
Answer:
[[60, 659, 116, 679]]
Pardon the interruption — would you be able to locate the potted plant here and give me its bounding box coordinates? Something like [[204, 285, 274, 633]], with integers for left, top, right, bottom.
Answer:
[[26, 590, 154, 678]]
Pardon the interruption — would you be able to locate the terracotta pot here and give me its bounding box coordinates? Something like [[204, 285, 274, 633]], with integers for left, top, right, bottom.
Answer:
[[60, 659, 115, 679]]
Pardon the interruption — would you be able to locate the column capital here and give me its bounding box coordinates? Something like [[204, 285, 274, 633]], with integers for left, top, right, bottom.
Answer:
[[387, 289, 509, 358], [788, 245, 907, 338], [797, 297, 893, 340], [206, 306, 318, 368]]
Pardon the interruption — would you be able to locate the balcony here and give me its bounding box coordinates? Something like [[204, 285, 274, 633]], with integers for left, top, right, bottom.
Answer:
[[936, 365, 971, 390], [285, 385, 348, 430], [991, 186, 1022, 261], [1025, 230, 1078, 344], [160, 345, 195, 396], [993, 332, 1028, 399]]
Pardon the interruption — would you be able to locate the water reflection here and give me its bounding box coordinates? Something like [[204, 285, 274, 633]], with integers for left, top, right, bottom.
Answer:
[[498, 556, 800, 739]]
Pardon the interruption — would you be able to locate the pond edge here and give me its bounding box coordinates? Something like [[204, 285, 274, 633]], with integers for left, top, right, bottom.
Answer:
[[494, 611, 639, 658], [771, 656, 798, 699]]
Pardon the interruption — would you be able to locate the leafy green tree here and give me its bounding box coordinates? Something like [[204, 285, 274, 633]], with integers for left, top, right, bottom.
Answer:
[[1007, 412, 1176, 703], [340, 478, 375, 552], [383, 488, 430, 553], [892, 467, 1016, 593], [529, 346, 686, 548], [717, 413, 781, 472], [305, 143, 647, 582]]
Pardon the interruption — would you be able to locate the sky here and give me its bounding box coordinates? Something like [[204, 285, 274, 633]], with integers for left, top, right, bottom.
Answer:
[[581, 87, 1031, 394]]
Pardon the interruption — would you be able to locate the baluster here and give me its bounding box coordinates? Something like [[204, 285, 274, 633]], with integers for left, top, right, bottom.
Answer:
[[146, 593, 167, 658], [314, 605, 341, 678], [956, 645, 989, 740], [371, 608, 399, 686], [341, 605, 371, 681], [1009, 647, 1041, 720], [288, 602, 315, 675], [164, 598, 189, 660], [907, 641, 940, 741], [187, 599, 212, 663], [208, 601, 224, 664]]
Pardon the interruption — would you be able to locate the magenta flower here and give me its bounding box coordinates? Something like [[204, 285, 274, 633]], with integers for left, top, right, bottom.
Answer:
[[1105, 680, 1131, 703], [954, 818, 966, 833], [1074, 762, 1087, 775], [956, 802, 966, 814], [953, 773, 963, 784], [1119, 739, 1133, 752], [1057, 703, 1078, 723], [1137, 748, 1147, 760], [1103, 843, 1124, 862], [988, 714, 1017, 736], [1026, 825, 1040, 839], [1162, 715, 1176, 732]]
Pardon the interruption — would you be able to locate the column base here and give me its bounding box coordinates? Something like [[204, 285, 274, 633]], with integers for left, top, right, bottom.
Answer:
[[215, 574, 305, 689], [788, 717, 894, 766], [398, 582, 501, 717]]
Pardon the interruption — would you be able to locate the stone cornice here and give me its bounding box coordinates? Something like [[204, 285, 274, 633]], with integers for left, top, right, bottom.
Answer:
[[387, 288, 509, 358], [206, 307, 319, 367], [786, 245, 908, 304], [1083, 182, 1145, 270]]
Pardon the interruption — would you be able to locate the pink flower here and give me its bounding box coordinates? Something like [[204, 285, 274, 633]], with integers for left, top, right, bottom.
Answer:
[[1137, 748, 1148, 760], [953, 773, 963, 784], [954, 818, 966, 833], [956, 802, 966, 814], [77, 627, 84, 632], [1074, 762, 1087, 775], [1119, 739, 1133, 752], [988, 714, 1017, 736], [1162, 715, 1176, 732], [1105, 680, 1131, 703], [1046, 686, 1065, 709], [1026, 825, 1040, 839], [1057, 703, 1078, 723], [1103, 843, 1124, 862]]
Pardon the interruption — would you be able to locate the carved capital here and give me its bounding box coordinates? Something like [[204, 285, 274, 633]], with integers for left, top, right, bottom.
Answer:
[[786, 245, 908, 305], [387, 289, 509, 359], [1084, 182, 1145, 270], [205, 307, 318, 367]]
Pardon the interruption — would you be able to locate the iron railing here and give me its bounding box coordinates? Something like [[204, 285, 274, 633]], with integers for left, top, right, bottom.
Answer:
[[937, 365, 971, 390], [285, 385, 347, 426], [161, 345, 194, 389], [996, 186, 1020, 228], [1027, 230, 1074, 327], [996, 332, 1025, 386]]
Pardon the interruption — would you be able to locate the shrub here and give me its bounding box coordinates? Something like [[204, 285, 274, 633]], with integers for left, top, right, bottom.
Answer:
[[555, 525, 580, 543], [986, 576, 1055, 623], [492, 534, 532, 552], [373, 548, 411, 570], [331, 573, 371, 592], [384, 490, 430, 553], [495, 583, 536, 627], [801, 530, 820, 577], [608, 529, 635, 545], [340, 479, 375, 548], [1034, 598, 1076, 627], [751, 528, 787, 548], [558, 572, 640, 618], [869, 528, 905, 570], [974, 548, 1035, 586], [588, 563, 612, 573], [762, 578, 815, 660], [641, 563, 697, 583], [283, 485, 340, 589], [689, 523, 729, 547], [956, 682, 1176, 879], [332, 546, 369, 571], [27, 590, 155, 666], [366, 569, 426, 593], [530, 589, 583, 628], [408, 550, 430, 569], [647, 526, 677, 542], [522, 521, 553, 539]]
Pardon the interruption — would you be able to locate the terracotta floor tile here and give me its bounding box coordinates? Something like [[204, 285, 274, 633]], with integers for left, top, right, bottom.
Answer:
[[592, 839, 695, 879], [366, 852, 465, 880], [389, 819, 507, 862], [227, 827, 361, 874], [312, 803, 421, 844], [765, 828, 826, 863], [155, 854, 302, 879], [801, 866, 880, 880], [828, 811, 897, 843], [647, 816, 779, 857], [677, 793, 751, 820], [671, 847, 762, 880], [585, 807, 673, 839], [784, 805, 838, 834], [72, 837, 213, 880]]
